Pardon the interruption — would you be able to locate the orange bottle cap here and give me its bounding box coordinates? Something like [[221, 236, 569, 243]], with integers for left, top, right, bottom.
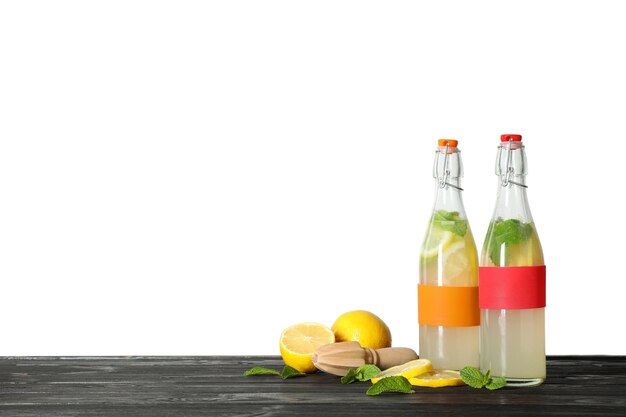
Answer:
[[438, 139, 458, 147], [501, 134, 522, 142]]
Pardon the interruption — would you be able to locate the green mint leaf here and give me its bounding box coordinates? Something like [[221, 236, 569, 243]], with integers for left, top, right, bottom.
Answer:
[[460, 367, 486, 388], [460, 367, 507, 390], [243, 367, 281, 376], [432, 210, 468, 237], [483, 370, 492, 386], [366, 376, 415, 396], [484, 220, 497, 264], [453, 221, 468, 237], [488, 241, 501, 266], [281, 365, 306, 380], [485, 377, 507, 390], [341, 368, 358, 384], [355, 364, 382, 382], [433, 210, 459, 222], [488, 218, 534, 265]]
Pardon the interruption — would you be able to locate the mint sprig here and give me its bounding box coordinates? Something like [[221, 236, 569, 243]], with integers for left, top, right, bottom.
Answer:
[[366, 376, 415, 396], [459, 367, 485, 388], [340, 368, 358, 384], [243, 365, 305, 379], [243, 367, 280, 376], [356, 364, 382, 381], [460, 367, 507, 390], [486, 377, 507, 390], [341, 364, 381, 384], [482, 370, 492, 386], [281, 365, 306, 380]]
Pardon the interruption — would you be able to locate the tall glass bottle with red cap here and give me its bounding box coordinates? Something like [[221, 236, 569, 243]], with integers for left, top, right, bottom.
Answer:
[[419, 139, 480, 371], [479, 134, 546, 386]]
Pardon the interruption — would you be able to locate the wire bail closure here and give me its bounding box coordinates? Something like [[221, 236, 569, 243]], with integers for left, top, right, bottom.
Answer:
[[438, 143, 464, 191], [500, 138, 528, 189]]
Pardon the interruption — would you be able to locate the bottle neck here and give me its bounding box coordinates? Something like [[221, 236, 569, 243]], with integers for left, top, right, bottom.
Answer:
[[432, 179, 467, 217], [432, 147, 467, 216], [492, 141, 533, 222], [492, 179, 533, 222]]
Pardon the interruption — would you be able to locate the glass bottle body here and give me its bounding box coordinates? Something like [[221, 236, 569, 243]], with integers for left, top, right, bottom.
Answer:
[[480, 139, 545, 386], [419, 146, 479, 370]]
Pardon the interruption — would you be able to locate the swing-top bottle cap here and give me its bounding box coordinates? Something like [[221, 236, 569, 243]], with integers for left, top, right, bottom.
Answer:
[[434, 138, 463, 186], [438, 139, 458, 147], [438, 139, 459, 154], [501, 134, 522, 142]]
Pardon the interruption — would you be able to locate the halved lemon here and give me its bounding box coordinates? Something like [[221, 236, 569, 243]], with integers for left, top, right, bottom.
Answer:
[[370, 359, 433, 384], [279, 322, 335, 373], [408, 370, 464, 388]]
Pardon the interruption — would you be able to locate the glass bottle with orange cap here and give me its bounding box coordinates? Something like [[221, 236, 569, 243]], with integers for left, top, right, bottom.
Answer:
[[418, 139, 480, 370], [479, 134, 546, 386]]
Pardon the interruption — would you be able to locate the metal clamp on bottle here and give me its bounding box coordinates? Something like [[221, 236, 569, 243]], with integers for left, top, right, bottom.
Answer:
[[435, 140, 464, 191], [499, 136, 528, 189]]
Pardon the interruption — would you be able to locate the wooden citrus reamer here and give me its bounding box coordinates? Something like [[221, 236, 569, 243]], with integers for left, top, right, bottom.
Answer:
[[311, 341, 418, 376]]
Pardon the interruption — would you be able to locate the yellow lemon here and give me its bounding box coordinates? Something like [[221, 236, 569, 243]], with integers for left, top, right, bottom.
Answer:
[[370, 359, 433, 384], [331, 310, 391, 350], [408, 370, 464, 388], [279, 322, 335, 373]]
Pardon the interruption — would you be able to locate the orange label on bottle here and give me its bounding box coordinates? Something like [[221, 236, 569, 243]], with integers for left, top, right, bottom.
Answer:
[[418, 284, 480, 327]]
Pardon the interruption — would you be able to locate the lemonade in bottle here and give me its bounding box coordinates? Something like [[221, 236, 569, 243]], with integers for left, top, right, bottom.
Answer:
[[418, 139, 479, 370], [479, 134, 546, 386]]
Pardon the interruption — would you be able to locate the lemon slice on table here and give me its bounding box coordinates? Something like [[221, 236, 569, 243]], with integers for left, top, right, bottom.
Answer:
[[408, 370, 464, 388], [421, 228, 454, 260], [370, 359, 433, 384], [279, 323, 335, 373]]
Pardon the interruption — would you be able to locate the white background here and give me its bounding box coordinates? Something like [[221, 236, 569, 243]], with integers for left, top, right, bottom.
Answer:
[[1, 1, 624, 355]]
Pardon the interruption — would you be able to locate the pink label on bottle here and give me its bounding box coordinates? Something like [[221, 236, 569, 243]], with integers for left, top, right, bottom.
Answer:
[[479, 266, 546, 309]]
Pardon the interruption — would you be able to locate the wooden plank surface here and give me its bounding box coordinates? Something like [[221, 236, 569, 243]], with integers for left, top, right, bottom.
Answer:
[[0, 356, 624, 416]]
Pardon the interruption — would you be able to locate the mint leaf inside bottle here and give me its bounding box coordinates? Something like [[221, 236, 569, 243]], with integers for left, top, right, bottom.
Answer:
[[432, 209, 468, 237], [487, 218, 535, 265]]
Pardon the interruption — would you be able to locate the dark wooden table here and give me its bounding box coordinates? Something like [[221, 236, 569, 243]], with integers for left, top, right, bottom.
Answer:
[[0, 356, 624, 416]]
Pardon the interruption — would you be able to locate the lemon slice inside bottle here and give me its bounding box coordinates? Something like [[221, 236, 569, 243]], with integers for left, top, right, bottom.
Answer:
[[439, 240, 472, 281], [408, 370, 464, 388], [420, 228, 454, 260], [370, 359, 433, 384]]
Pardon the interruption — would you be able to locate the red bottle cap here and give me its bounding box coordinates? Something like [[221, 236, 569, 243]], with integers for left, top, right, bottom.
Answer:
[[438, 139, 458, 147], [501, 134, 522, 142]]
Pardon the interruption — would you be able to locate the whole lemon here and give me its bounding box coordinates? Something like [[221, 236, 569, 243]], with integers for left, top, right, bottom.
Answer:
[[331, 310, 391, 349]]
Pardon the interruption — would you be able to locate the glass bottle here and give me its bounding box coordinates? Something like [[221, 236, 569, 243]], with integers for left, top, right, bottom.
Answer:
[[418, 139, 480, 370], [479, 134, 546, 386]]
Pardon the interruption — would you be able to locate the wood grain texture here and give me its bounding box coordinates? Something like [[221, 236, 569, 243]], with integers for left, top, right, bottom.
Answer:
[[0, 356, 624, 416]]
